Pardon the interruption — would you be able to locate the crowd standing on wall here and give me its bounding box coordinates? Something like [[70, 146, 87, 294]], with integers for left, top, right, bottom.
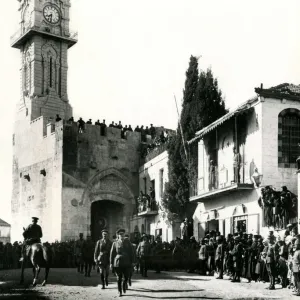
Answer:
[[2, 223, 300, 296]]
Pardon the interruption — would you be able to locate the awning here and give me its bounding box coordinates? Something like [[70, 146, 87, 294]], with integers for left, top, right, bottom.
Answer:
[[188, 96, 258, 144]]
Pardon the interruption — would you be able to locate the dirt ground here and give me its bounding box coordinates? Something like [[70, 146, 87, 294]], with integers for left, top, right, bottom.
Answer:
[[0, 268, 299, 300]]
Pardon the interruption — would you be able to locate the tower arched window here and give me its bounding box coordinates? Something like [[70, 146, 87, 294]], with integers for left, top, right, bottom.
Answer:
[[278, 108, 300, 168]]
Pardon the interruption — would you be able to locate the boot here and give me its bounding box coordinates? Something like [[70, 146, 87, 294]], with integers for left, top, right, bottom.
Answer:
[[128, 277, 132, 286], [118, 281, 122, 297], [101, 275, 105, 289], [122, 281, 127, 294], [105, 276, 108, 286]]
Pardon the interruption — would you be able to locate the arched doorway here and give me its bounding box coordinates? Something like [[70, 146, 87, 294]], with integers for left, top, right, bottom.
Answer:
[[91, 200, 124, 241]]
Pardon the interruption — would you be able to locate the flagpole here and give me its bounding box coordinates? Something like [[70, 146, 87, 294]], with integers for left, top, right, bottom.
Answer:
[[174, 95, 188, 160]]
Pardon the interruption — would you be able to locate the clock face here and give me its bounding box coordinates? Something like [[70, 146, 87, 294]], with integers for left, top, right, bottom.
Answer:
[[43, 5, 60, 24]]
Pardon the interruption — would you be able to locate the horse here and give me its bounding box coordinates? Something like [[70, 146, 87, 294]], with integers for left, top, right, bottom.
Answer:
[[20, 231, 52, 286]]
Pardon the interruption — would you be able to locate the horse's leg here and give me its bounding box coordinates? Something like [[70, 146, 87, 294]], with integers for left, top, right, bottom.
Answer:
[[20, 259, 25, 284], [42, 265, 50, 286], [32, 263, 40, 287]]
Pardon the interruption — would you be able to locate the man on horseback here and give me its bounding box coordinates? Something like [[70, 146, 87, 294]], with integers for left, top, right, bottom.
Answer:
[[20, 217, 43, 262]]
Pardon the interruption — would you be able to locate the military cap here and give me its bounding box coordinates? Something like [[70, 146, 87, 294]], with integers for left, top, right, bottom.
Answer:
[[124, 234, 129, 238], [216, 236, 223, 241], [101, 229, 108, 233], [287, 224, 293, 228], [79, 233, 83, 235], [253, 234, 260, 239], [116, 228, 125, 234], [32, 217, 39, 221]]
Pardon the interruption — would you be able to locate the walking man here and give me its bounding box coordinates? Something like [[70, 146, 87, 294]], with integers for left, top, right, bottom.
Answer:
[[94, 229, 112, 289], [110, 229, 133, 297]]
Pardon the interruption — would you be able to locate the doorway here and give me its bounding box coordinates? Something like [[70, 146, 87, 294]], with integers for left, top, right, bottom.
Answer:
[[91, 200, 124, 241]]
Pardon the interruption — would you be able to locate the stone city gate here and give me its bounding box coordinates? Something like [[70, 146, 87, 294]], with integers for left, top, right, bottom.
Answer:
[[81, 168, 136, 240]]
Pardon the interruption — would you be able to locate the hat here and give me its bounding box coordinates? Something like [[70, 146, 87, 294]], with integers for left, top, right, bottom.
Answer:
[[287, 224, 293, 228], [254, 234, 260, 239], [216, 236, 223, 241], [101, 229, 108, 234], [116, 229, 125, 234], [32, 217, 39, 221], [124, 234, 129, 238]]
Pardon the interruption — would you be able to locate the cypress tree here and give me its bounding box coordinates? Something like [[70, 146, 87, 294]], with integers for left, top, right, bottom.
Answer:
[[162, 56, 228, 220]]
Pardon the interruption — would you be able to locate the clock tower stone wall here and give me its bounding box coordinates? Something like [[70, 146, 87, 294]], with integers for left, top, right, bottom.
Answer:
[[11, 0, 77, 242]]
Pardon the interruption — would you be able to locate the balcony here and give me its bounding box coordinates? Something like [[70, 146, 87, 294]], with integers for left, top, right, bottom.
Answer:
[[137, 195, 158, 217], [11, 26, 78, 49], [190, 165, 254, 202]]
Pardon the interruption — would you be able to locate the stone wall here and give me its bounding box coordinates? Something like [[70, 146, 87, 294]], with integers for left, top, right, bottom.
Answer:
[[60, 123, 142, 240], [261, 97, 299, 194], [11, 118, 63, 242]]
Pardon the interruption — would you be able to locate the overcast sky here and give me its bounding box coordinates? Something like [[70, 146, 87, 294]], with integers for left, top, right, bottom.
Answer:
[[0, 0, 300, 224]]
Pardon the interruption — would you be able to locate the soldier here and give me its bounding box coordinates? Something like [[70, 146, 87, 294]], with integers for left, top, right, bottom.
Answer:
[[55, 114, 62, 122], [95, 119, 101, 126], [20, 217, 43, 262], [124, 234, 134, 287], [86, 119, 92, 124], [94, 229, 112, 288], [136, 234, 151, 277], [82, 235, 94, 277], [230, 236, 243, 282], [277, 240, 288, 288], [74, 233, 85, 273], [110, 229, 133, 297], [264, 232, 278, 290], [215, 236, 225, 279], [128, 125, 133, 132]]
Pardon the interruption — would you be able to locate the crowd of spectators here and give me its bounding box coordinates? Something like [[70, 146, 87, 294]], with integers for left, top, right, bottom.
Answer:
[[1, 225, 300, 295]]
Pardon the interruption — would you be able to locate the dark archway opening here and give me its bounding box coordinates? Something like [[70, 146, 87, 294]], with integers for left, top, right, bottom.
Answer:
[[91, 200, 124, 241]]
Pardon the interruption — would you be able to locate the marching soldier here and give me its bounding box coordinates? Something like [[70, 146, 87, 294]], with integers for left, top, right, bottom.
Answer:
[[20, 217, 43, 262], [136, 234, 151, 277], [74, 233, 85, 273], [110, 229, 133, 297], [94, 229, 112, 289], [82, 235, 94, 277]]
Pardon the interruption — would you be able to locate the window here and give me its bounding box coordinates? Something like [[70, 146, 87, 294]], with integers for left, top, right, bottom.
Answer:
[[159, 169, 164, 198], [278, 108, 300, 168]]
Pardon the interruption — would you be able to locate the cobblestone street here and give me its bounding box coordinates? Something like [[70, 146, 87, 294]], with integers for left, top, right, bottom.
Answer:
[[0, 268, 299, 300]]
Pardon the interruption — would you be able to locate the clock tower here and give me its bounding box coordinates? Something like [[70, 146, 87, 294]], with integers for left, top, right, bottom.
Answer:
[[11, 0, 77, 121]]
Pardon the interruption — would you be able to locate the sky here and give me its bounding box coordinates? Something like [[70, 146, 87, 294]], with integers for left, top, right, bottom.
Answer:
[[0, 0, 300, 224]]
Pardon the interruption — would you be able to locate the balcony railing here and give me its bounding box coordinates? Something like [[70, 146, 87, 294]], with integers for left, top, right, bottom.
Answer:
[[190, 164, 254, 200], [11, 25, 78, 48], [137, 195, 158, 216]]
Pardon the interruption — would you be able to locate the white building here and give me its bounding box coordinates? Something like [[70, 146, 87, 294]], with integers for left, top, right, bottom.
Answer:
[[0, 219, 11, 244], [130, 145, 181, 242], [189, 83, 300, 240]]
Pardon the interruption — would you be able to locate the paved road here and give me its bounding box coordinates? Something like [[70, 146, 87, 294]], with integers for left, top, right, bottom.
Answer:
[[0, 268, 298, 299]]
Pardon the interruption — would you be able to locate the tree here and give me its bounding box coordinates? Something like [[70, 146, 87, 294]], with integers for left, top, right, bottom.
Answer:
[[162, 56, 227, 219]]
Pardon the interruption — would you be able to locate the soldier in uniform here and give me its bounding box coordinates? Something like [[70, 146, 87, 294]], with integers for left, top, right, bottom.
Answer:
[[264, 232, 278, 290], [136, 234, 151, 277], [82, 235, 94, 277], [94, 229, 112, 289], [215, 236, 225, 279], [74, 233, 85, 273], [230, 236, 243, 282], [110, 229, 133, 297], [20, 217, 43, 262]]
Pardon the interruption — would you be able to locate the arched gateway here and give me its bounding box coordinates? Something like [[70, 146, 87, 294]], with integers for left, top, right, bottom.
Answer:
[[81, 168, 135, 240]]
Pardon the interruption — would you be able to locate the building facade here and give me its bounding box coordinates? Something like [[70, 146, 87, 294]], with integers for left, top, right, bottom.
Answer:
[[189, 84, 300, 240], [130, 146, 181, 242], [10, 0, 174, 243], [0, 219, 11, 244]]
